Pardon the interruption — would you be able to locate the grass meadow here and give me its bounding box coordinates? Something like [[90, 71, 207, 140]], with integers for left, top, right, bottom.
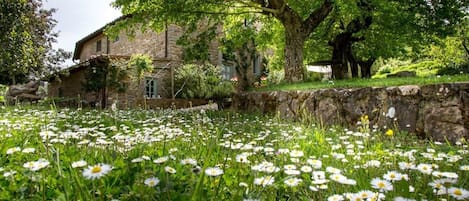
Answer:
[[0, 106, 467, 201]]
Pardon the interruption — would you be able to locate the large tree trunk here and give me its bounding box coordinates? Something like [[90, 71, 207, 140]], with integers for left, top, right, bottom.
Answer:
[[331, 33, 350, 80], [359, 58, 375, 78], [256, 0, 333, 82], [284, 28, 307, 82]]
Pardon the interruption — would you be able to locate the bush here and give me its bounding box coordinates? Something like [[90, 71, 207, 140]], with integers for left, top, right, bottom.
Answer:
[[0, 85, 7, 103], [437, 62, 469, 75], [266, 70, 284, 85], [174, 64, 234, 99]]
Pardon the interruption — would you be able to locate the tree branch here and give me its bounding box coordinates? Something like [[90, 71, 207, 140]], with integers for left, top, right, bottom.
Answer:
[[302, 0, 333, 35]]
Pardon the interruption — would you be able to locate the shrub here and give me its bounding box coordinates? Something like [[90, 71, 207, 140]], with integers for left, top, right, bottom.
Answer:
[[437, 62, 469, 75], [174, 64, 234, 99], [266, 70, 284, 85]]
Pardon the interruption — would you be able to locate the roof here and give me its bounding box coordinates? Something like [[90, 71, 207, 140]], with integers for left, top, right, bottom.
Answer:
[[72, 15, 130, 60]]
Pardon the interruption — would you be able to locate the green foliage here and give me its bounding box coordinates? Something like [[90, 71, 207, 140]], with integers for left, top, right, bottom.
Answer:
[[0, 0, 70, 85], [0, 84, 6, 103], [266, 70, 285, 85], [174, 64, 234, 99], [83, 58, 130, 93], [128, 54, 153, 82], [437, 62, 469, 75]]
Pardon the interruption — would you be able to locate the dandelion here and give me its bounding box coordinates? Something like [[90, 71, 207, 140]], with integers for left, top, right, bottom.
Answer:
[[165, 166, 176, 174], [72, 160, 87, 168], [448, 187, 469, 200], [83, 164, 112, 180], [371, 177, 393, 192], [254, 175, 275, 187], [144, 177, 160, 187], [205, 167, 223, 176], [385, 129, 394, 137], [284, 177, 302, 187]]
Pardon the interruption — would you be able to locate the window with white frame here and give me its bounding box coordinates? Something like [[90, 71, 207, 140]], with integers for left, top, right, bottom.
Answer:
[[145, 77, 158, 98]]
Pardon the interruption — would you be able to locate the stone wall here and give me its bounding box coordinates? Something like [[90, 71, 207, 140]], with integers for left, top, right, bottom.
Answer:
[[233, 83, 469, 143]]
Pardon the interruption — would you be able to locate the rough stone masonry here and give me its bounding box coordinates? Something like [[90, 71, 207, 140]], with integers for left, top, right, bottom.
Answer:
[[233, 82, 469, 143]]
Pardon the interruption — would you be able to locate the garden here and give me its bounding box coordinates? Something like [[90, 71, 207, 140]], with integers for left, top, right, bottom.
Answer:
[[0, 106, 467, 200]]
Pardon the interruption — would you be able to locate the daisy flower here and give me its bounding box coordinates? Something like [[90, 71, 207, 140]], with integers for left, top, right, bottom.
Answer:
[[383, 171, 403, 182], [180, 158, 197, 166], [371, 177, 393, 192], [448, 187, 469, 200], [6, 147, 21, 155], [416, 163, 433, 175], [165, 166, 176, 174], [284, 177, 302, 187], [289, 150, 304, 158], [327, 194, 344, 201], [205, 167, 223, 176], [83, 164, 112, 180], [153, 156, 169, 164], [72, 160, 87, 168], [144, 177, 160, 187], [254, 175, 275, 187], [300, 165, 312, 173]]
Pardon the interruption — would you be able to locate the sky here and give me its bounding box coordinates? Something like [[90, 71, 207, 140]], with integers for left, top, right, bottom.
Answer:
[[43, 0, 122, 66]]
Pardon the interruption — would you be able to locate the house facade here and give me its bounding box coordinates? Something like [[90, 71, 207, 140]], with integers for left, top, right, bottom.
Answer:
[[48, 16, 222, 108]]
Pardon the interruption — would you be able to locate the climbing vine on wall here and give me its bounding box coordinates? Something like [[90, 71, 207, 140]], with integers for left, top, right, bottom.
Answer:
[[82, 57, 130, 93]]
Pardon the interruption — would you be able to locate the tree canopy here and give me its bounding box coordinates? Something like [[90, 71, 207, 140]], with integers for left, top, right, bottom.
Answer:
[[0, 0, 70, 85], [110, 0, 468, 82], [111, 0, 334, 82]]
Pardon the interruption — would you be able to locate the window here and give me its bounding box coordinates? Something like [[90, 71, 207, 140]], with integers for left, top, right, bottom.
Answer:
[[113, 35, 120, 42], [145, 77, 158, 98], [96, 40, 102, 52], [222, 65, 234, 80]]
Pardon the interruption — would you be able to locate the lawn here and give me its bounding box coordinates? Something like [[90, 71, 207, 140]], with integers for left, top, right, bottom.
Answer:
[[0, 106, 467, 200], [256, 74, 469, 92]]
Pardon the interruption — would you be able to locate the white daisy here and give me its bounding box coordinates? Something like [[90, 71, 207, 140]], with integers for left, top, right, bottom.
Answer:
[[72, 160, 87, 168], [371, 177, 393, 192], [284, 177, 302, 187], [165, 166, 176, 174], [448, 187, 469, 200], [83, 164, 112, 180], [144, 177, 160, 187], [254, 175, 275, 187], [205, 167, 223, 176]]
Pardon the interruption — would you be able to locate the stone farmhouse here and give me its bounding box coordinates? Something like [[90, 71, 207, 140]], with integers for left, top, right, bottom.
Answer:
[[48, 16, 248, 108]]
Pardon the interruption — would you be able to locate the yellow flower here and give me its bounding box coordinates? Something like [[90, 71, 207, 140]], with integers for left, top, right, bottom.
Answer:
[[385, 129, 394, 137]]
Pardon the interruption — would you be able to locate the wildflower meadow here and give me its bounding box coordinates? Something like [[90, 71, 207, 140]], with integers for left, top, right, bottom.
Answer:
[[0, 106, 467, 201]]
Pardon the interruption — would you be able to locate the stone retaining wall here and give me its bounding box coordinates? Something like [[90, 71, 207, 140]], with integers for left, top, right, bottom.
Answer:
[[232, 82, 469, 143]]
